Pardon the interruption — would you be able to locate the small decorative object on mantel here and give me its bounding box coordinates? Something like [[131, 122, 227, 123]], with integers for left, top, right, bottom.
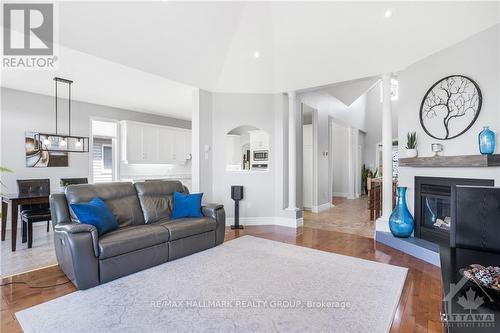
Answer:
[[389, 187, 414, 238], [420, 75, 482, 140], [405, 132, 417, 158], [431, 143, 443, 156], [478, 126, 496, 155]]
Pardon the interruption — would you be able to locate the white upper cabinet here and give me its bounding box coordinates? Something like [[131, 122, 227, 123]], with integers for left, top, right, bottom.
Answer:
[[171, 129, 186, 162], [249, 130, 269, 150], [120, 120, 191, 164], [122, 121, 143, 163], [142, 126, 159, 162]]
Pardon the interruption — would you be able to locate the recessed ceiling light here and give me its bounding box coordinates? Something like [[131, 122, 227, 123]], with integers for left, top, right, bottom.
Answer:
[[254, 51, 260, 58], [385, 10, 392, 18]]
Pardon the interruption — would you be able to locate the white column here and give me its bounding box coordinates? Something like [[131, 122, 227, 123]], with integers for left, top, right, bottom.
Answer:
[[286, 91, 298, 210], [381, 73, 393, 219], [346, 127, 355, 199]]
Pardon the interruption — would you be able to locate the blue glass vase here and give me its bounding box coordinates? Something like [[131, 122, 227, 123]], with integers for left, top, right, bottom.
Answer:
[[478, 126, 496, 155], [389, 187, 414, 238]]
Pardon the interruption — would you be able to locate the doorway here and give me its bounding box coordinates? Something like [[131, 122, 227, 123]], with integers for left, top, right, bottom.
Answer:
[[90, 119, 119, 183]]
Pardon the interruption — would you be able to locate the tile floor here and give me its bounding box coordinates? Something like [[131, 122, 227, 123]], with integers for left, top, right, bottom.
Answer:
[[304, 196, 374, 239], [1, 225, 57, 277]]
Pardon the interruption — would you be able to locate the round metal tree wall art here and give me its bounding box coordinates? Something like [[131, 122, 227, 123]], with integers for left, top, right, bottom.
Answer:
[[419, 75, 482, 140]]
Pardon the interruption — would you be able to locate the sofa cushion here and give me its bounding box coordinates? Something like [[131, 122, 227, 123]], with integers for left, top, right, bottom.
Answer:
[[158, 217, 216, 241], [66, 182, 145, 227], [70, 197, 118, 236], [134, 181, 186, 224], [171, 192, 203, 219], [98, 224, 169, 259]]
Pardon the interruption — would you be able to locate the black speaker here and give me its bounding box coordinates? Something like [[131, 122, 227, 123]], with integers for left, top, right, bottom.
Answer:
[[231, 186, 244, 200], [231, 185, 244, 230]]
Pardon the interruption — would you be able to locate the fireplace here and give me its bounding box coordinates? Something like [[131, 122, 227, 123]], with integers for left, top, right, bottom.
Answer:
[[414, 176, 494, 245]]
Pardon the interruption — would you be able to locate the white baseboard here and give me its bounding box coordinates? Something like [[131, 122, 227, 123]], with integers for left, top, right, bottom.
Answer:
[[226, 216, 303, 228], [311, 202, 331, 213], [332, 192, 358, 200]]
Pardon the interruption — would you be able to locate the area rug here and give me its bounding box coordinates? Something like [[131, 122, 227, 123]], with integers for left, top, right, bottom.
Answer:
[[16, 236, 407, 333]]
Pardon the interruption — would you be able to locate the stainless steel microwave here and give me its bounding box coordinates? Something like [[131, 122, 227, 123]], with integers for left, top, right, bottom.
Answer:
[[253, 150, 269, 161]]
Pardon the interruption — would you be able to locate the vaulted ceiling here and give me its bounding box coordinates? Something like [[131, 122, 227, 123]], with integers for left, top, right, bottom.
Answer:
[[58, 1, 500, 93], [2, 1, 499, 119]]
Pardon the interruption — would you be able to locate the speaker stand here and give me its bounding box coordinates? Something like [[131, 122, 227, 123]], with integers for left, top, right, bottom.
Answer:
[[230, 199, 244, 229]]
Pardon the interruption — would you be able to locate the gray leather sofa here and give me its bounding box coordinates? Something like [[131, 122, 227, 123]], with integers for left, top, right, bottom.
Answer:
[[50, 181, 225, 290]]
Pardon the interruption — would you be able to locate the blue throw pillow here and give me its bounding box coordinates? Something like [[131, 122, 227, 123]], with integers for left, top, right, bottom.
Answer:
[[70, 197, 118, 235], [171, 192, 203, 219]]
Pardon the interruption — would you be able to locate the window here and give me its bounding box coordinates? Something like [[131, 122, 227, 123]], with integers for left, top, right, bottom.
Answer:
[[102, 145, 113, 174], [380, 78, 399, 102]]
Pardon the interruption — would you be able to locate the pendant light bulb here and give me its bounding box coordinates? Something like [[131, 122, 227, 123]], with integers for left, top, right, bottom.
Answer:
[[75, 139, 82, 148], [59, 138, 67, 147], [43, 137, 51, 146]]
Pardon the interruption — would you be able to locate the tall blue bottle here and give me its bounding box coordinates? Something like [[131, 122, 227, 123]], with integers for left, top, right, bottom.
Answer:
[[478, 126, 496, 155], [389, 187, 414, 238]]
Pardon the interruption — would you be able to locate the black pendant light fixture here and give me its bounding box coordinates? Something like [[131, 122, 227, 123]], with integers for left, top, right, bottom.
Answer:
[[34, 77, 89, 153]]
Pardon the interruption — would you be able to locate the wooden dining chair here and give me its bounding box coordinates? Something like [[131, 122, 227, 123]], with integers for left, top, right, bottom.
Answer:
[[60, 178, 88, 187], [16, 179, 51, 248], [368, 178, 398, 221]]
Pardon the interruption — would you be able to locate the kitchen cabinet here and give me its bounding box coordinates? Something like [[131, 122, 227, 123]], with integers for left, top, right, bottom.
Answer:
[[120, 120, 191, 164], [249, 130, 269, 150]]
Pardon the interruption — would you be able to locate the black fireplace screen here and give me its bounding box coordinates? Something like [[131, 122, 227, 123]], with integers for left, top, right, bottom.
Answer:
[[414, 176, 495, 245]]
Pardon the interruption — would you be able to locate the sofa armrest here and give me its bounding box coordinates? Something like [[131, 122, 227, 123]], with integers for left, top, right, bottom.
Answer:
[[54, 221, 100, 289], [202, 204, 225, 246], [55, 222, 99, 257], [201, 204, 223, 219]]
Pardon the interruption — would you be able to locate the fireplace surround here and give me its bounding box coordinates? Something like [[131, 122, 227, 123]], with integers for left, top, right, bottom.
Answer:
[[414, 176, 494, 246]]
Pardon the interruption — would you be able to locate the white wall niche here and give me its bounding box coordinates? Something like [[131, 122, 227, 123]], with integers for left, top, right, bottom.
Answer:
[[225, 125, 270, 173]]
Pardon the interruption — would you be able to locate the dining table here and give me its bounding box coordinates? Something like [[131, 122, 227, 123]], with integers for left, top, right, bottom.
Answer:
[[1, 192, 51, 251]]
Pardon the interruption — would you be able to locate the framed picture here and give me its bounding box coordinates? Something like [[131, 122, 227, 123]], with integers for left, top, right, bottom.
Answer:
[[25, 132, 68, 167]]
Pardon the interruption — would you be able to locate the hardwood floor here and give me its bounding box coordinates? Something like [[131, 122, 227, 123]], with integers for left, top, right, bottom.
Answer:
[[1, 226, 444, 333]]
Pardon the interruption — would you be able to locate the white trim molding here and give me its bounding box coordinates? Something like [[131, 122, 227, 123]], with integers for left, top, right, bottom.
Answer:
[[226, 216, 304, 228], [286, 91, 298, 210], [311, 202, 332, 213], [381, 73, 394, 220]]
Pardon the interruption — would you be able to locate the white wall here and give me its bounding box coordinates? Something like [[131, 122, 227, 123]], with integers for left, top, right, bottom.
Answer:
[[302, 124, 313, 209], [211, 93, 278, 219], [363, 81, 398, 169], [331, 121, 349, 197], [191, 89, 213, 201], [193, 91, 298, 225], [0, 88, 192, 193], [397, 24, 500, 215], [300, 91, 367, 208]]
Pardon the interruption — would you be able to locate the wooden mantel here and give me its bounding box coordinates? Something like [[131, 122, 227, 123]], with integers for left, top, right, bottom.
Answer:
[[399, 154, 500, 167]]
